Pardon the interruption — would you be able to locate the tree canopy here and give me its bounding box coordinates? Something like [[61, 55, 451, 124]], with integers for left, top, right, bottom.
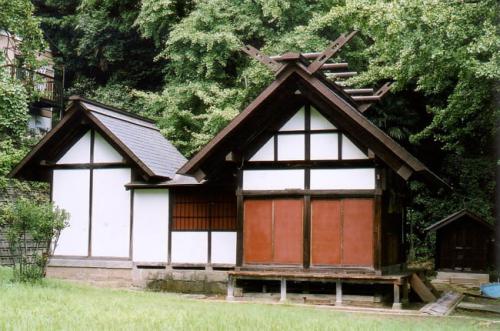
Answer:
[[7, 0, 500, 259]]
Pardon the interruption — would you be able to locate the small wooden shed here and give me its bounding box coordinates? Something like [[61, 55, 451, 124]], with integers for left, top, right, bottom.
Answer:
[[426, 210, 495, 272]]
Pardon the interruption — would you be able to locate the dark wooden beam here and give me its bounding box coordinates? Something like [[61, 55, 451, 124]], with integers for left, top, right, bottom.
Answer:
[[344, 88, 374, 95], [242, 45, 282, 72], [358, 82, 393, 113], [352, 95, 381, 102], [320, 63, 349, 70], [327, 72, 358, 79], [307, 31, 358, 74]]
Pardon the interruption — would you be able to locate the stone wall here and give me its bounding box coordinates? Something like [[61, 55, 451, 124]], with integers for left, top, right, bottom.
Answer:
[[139, 268, 229, 295]]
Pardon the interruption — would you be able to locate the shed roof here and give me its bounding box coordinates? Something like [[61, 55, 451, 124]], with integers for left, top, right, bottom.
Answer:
[[425, 209, 494, 232], [10, 96, 186, 181]]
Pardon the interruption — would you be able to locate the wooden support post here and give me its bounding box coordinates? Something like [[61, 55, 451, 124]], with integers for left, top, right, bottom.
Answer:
[[392, 284, 402, 309], [280, 278, 287, 303], [227, 275, 235, 301], [336, 281, 343, 306]]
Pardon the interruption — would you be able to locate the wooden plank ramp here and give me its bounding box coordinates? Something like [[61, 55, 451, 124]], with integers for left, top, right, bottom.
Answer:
[[410, 273, 437, 302], [420, 291, 463, 316]]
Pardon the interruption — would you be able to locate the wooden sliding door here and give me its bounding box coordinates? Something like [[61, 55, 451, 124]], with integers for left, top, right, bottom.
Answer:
[[310, 198, 374, 267], [243, 199, 303, 265]]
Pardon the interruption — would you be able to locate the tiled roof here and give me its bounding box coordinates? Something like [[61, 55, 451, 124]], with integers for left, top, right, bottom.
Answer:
[[80, 101, 187, 179]]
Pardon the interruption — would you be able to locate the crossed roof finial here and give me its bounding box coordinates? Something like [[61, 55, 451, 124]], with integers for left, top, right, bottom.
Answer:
[[242, 31, 392, 113]]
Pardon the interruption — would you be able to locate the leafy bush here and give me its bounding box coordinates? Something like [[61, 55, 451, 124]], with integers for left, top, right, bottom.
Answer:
[[0, 200, 69, 282]]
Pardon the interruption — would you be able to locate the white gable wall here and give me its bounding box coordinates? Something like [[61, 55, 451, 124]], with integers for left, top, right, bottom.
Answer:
[[132, 189, 169, 263], [53, 169, 90, 256], [57, 131, 91, 164], [93, 132, 124, 163]]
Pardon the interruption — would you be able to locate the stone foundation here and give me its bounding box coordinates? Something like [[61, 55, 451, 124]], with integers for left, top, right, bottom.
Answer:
[[46, 259, 230, 294], [135, 267, 229, 294], [46, 266, 132, 287]]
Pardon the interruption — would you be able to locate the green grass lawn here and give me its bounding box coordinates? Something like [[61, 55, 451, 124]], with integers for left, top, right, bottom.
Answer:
[[0, 267, 497, 331]]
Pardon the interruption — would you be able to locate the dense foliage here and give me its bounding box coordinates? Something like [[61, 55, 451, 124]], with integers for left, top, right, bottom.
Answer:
[[23, 0, 500, 260], [0, 199, 68, 282], [0, 0, 49, 199]]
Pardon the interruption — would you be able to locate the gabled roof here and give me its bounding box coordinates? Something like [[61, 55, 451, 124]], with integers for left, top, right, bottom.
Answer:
[[10, 96, 186, 181], [177, 61, 448, 188], [425, 209, 494, 232]]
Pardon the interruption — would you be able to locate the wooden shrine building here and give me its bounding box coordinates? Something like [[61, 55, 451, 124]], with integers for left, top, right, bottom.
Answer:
[[10, 32, 447, 308], [426, 210, 494, 272]]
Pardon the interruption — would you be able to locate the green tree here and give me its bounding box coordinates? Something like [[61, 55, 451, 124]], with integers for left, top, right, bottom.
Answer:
[[0, 199, 68, 282], [34, 0, 167, 91]]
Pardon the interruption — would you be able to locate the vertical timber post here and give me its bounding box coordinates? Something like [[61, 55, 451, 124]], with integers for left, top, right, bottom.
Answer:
[[227, 275, 235, 301], [392, 283, 402, 309], [280, 278, 287, 303], [336, 281, 343, 306]]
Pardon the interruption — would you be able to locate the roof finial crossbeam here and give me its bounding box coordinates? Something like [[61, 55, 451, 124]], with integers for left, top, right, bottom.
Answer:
[[241, 45, 282, 72], [307, 31, 358, 74]]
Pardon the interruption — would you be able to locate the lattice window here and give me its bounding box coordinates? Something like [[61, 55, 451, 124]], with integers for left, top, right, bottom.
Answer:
[[172, 191, 237, 231]]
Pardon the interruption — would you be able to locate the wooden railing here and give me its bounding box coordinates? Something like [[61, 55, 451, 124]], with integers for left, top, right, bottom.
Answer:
[[7, 65, 64, 106]]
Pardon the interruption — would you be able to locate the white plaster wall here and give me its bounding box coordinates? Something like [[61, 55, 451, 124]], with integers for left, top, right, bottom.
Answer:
[[243, 169, 305, 190], [310, 168, 375, 190], [277, 134, 304, 160], [93, 132, 124, 163], [211, 232, 237, 264], [132, 189, 169, 263], [310, 133, 339, 160], [171, 232, 208, 264], [57, 131, 91, 164], [52, 169, 90, 256], [91, 168, 131, 258], [279, 108, 305, 131], [310, 107, 336, 130], [342, 134, 368, 159], [249, 137, 274, 161]]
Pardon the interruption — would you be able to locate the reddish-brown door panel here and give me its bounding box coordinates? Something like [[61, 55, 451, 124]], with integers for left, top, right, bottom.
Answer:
[[342, 199, 374, 266], [243, 200, 273, 263], [273, 199, 303, 264], [311, 199, 341, 266]]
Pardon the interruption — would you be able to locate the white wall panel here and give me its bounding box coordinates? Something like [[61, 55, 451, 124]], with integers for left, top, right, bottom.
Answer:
[[211, 232, 237, 264], [279, 108, 305, 131], [57, 131, 91, 164], [132, 189, 169, 263], [93, 132, 124, 163], [310, 168, 375, 190], [277, 134, 304, 160], [310, 107, 336, 130], [310, 133, 339, 160], [52, 169, 90, 256], [243, 169, 304, 190], [342, 134, 368, 159], [91, 168, 131, 258], [249, 137, 274, 161], [171, 232, 208, 264]]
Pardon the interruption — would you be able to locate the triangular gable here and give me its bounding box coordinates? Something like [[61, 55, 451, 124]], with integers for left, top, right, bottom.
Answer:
[[10, 97, 186, 182], [249, 106, 367, 162], [178, 62, 447, 188], [55, 131, 124, 164]]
